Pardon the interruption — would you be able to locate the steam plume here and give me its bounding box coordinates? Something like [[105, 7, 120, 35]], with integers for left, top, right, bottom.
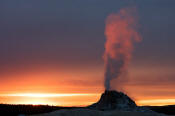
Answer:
[[104, 8, 141, 90]]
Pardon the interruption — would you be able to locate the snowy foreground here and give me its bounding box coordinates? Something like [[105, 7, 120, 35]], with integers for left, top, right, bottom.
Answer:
[[31, 108, 166, 116]]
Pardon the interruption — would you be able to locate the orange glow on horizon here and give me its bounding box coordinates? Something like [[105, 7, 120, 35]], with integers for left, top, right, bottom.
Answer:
[[1, 93, 99, 98], [0, 93, 101, 106], [0, 65, 174, 107], [137, 99, 175, 106], [0, 93, 175, 106]]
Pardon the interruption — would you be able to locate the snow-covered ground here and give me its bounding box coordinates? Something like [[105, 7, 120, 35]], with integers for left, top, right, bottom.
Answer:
[[31, 108, 166, 116]]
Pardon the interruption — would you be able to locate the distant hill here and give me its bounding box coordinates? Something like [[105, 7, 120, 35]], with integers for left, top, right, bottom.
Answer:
[[147, 105, 175, 115]]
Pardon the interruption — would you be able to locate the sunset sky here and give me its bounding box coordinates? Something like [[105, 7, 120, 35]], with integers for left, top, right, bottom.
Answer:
[[0, 0, 175, 106]]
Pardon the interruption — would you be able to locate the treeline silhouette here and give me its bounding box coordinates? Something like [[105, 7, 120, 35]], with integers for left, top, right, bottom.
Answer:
[[0, 104, 81, 116], [0, 104, 175, 115]]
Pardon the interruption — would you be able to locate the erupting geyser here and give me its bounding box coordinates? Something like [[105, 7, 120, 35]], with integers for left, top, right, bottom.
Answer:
[[104, 7, 141, 90], [89, 8, 153, 113]]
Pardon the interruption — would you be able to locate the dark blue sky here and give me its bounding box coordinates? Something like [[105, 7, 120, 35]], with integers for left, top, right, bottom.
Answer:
[[0, 0, 175, 67]]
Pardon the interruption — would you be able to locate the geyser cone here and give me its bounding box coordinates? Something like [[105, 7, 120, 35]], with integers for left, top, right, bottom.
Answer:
[[89, 90, 136, 110]]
